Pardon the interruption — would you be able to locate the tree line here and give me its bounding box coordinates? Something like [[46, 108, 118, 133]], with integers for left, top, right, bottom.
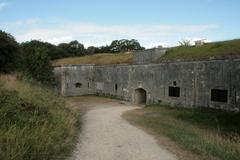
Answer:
[[22, 37, 145, 60], [0, 30, 145, 85]]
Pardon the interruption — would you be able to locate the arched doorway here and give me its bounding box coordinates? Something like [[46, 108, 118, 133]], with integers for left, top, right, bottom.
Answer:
[[134, 88, 147, 104]]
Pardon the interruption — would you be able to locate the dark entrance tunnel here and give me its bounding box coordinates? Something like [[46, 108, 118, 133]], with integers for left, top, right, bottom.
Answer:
[[134, 88, 147, 105]]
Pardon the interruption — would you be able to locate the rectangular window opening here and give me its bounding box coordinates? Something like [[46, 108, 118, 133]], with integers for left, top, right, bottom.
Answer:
[[115, 84, 118, 92], [211, 89, 228, 102], [75, 82, 82, 88], [169, 87, 180, 97]]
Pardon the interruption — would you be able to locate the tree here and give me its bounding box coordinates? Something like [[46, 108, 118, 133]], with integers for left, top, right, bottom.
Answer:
[[86, 46, 97, 55], [109, 39, 144, 53], [20, 41, 54, 85], [18, 40, 66, 60], [97, 45, 111, 53], [69, 40, 85, 56], [179, 39, 192, 47], [58, 40, 85, 57], [0, 30, 20, 73], [48, 45, 67, 60]]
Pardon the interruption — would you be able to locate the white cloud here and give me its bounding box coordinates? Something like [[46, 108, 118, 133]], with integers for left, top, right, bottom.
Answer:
[[7, 20, 218, 48], [25, 18, 41, 25], [47, 36, 73, 44], [145, 42, 169, 49], [5, 18, 41, 27], [0, 2, 8, 11]]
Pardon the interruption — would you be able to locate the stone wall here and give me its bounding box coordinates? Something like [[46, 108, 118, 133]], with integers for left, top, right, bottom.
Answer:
[[54, 58, 240, 111], [54, 64, 95, 96], [133, 48, 167, 64]]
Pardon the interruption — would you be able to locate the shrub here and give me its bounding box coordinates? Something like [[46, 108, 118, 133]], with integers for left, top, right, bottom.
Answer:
[[20, 41, 55, 85]]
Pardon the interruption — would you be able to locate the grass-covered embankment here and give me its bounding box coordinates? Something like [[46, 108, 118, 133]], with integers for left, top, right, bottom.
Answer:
[[0, 75, 80, 160], [159, 39, 240, 62], [52, 53, 133, 66], [52, 40, 240, 66], [123, 105, 240, 160]]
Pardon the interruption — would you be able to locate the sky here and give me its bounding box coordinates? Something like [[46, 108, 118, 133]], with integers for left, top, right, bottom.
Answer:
[[0, 0, 239, 48]]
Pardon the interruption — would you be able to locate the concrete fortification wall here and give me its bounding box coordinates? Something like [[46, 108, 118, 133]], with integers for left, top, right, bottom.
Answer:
[[133, 48, 167, 64], [54, 56, 240, 111]]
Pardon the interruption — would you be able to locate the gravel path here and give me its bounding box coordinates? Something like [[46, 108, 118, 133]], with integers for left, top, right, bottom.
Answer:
[[70, 101, 178, 160]]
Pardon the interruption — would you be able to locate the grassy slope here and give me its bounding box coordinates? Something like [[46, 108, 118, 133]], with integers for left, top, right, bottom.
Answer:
[[0, 75, 80, 160], [159, 39, 240, 61], [52, 53, 133, 66], [52, 39, 240, 66], [123, 105, 240, 160]]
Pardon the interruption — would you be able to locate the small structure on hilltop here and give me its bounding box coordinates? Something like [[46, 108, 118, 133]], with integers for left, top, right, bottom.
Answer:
[[195, 40, 205, 47]]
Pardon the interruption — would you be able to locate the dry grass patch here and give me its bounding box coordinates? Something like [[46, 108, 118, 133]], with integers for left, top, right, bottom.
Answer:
[[0, 75, 80, 160], [123, 105, 240, 160], [52, 53, 133, 66]]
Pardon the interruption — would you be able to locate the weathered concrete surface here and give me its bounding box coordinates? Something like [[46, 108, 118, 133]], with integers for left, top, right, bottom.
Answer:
[[70, 102, 177, 160], [133, 48, 167, 64], [54, 64, 95, 96]]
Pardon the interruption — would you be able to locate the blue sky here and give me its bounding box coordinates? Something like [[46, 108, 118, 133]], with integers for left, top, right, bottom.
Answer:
[[0, 0, 239, 48]]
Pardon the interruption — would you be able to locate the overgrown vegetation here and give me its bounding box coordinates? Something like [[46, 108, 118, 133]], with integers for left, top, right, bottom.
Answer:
[[0, 30, 81, 159], [123, 105, 240, 160], [0, 75, 80, 160], [159, 39, 240, 62], [52, 53, 133, 66], [0, 31, 55, 85]]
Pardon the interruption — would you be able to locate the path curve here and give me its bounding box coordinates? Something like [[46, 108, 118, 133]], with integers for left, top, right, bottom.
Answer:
[[70, 101, 178, 160]]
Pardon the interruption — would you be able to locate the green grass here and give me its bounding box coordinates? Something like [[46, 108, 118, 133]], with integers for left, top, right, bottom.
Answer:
[[52, 53, 133, 66], [159, 39, 240, 62], [123, 105, 240, 160], [0, 75, 80, 160]]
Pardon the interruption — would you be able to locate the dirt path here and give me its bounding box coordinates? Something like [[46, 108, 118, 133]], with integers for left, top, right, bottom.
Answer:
[[69, 98, 178, 160]]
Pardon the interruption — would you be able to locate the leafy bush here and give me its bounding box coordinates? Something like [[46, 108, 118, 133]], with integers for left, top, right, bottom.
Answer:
[[20, 41, 55, 85]]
